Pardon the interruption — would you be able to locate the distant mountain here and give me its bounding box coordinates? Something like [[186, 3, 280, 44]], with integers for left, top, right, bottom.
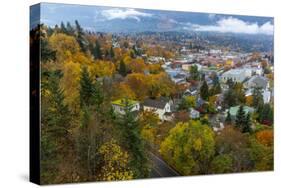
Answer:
[[31, 2, 274, 36]]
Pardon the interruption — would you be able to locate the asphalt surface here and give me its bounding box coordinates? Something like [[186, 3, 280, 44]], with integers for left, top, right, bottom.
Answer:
[[149, 152, 180, 178]]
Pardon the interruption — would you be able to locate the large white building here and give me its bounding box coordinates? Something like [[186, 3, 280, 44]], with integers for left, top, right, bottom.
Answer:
[[221, 69, 252, 83]]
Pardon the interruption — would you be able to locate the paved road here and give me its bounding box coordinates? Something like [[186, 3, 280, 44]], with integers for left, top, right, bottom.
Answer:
[[149, 152, 180, 178]]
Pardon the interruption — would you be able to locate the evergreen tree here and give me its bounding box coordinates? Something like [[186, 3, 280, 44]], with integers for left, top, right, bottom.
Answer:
[[259, 103, 273, 125], [225, 110, 232, 124], [214, 82, 222, 94], [93, 40, 102, 60], [210, 82, 221, 96], [200, 80, 209, 100], [110, 46, 115, 59], [66, 21, 75, 35], [253, 87, 263, 108], [80, 66, 94, 107], [116, 99, 150, 178], [60, 22, 67, 34], [41, 73, 71, 183], [54, 24, 59, 33], [75, 20, 88, 53], [241, 113, 252, 133], [235, 105, 246, 130], [47, 73, 71, 132], [119, 59, 127, 77], [41, 37, 56, 63], [223, 89, 237, 108], [79, 66, 103, 108], [211, 74, 222, 95]]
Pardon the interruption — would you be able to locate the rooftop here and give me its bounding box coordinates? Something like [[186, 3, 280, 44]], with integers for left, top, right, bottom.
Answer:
[[229, 105, 254, 116], [246, 75, 268, 89], [223, 69, 246, 76], [143, 97, 170, 109], [111, 99, 139, 107]]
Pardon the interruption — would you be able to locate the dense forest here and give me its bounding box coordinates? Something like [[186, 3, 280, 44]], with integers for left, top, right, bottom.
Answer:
[[30, 21, 273, 184]]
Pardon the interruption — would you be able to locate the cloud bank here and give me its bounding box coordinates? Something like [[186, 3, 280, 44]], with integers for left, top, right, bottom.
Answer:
[[101, 8, 152, 22], [188, 17, 273, 35]]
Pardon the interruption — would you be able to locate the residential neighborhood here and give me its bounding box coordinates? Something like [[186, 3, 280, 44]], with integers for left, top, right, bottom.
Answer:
[[34, 3, 274, 184]]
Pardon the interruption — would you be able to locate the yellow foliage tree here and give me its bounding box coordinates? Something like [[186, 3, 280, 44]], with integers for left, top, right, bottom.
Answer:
[[49, 33, 81, 63], [125, 73, 148, 100], [97, 139, 134, 181], [246, 95, 254, 106], [90, 60, 116, 78], [160, 121, 215, 175], [60, 61, 81, 114], [139, 110, 160, 145], [129, 58, 147, 73], [113, 83, 136, 100]]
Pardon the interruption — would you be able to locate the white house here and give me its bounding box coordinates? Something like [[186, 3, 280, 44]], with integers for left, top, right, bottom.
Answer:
[[189, 108, 200, 119], [263, 90, 271, 104], [143, 97, 172, 121], [111, 99, 140, 115]]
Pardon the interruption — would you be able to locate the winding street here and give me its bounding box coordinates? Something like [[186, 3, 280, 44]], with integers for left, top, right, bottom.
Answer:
[[149, 152, 180, 178]]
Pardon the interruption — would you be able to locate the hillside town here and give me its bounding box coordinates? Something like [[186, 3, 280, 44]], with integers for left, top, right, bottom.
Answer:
[[111, 34, 274, 132], [33, 4, 274, 183]]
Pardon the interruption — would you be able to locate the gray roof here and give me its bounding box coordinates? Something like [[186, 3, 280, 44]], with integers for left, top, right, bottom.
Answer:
[[143, 97, 169, 109], [246, 75, 268, 89]]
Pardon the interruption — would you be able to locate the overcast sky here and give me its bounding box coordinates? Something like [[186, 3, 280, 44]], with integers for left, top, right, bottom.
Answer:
[[30, 3, 274, 35]]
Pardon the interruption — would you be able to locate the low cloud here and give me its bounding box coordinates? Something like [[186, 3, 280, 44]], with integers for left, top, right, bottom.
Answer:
[[101, 8, 152, 22], [187, 17, 273, 35]]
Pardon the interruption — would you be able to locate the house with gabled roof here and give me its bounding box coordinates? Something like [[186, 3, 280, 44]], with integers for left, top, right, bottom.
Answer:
[[111, 99, 140, 115], [143, 97, 172, 121], [244, 75, 269, 90]]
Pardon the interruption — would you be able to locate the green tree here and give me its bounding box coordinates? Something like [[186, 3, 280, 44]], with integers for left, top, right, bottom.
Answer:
[[119, 59, 127, 77], [178, 96, 196, 111], [211, 74, 221, 95], [258, 104, 273, 125], [200, 80, 209, 100], [235, 105, 246, 130], [223, 89, 238, 107], [75, 20, 88, 53], [80, 66, 103, 108], [233, 83, 245, 104], [249, 136, 273, 171], [93, 40, 102, 60], [210, 154, 233, 174], [241, 113, 252, 133], [110, 46, 115, 59], [60, 22, 67, 33], [41, 37, 56, 63], [116, 99, 150, 178], [189, 65, 200, 81], [225, 110, 232, 124], [252, 87, 263, 108], [160, 121, 215, 175], [41, 72, 72, 183], [66, 21, 75, 35], [210, 82, 221, 96]]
